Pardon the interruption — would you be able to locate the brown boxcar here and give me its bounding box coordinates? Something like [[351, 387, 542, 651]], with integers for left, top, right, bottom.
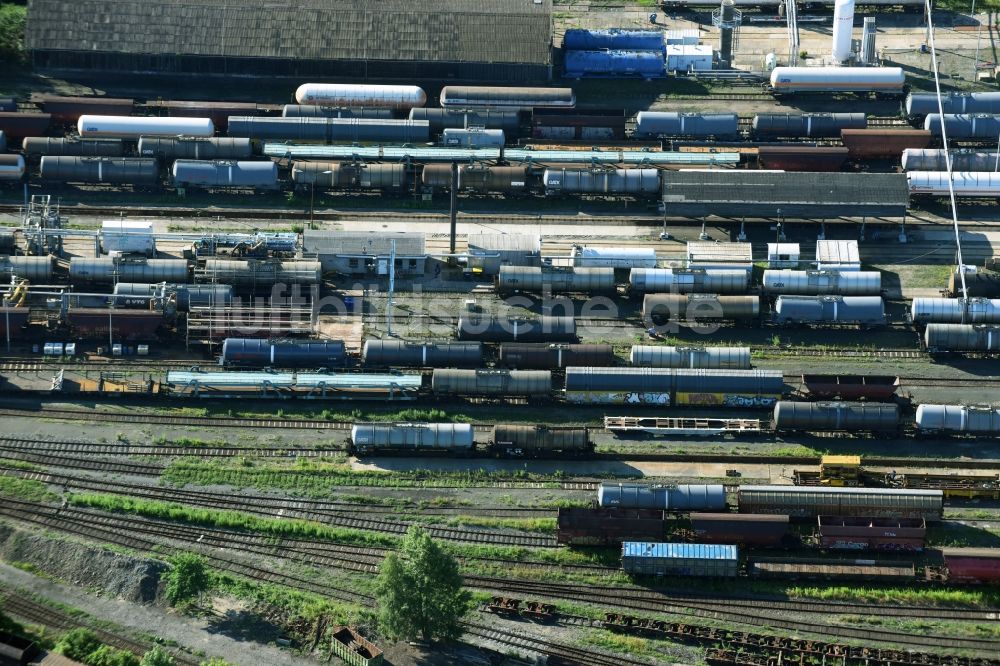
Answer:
[[757, 146, 849, 172], [498, 343, 615, 369], [35, 95, 135, 124], [690, 513, 790, 547], [942, 548, 1000, 584], [532, 108, 627, 141], [818, 515, 926, 552], [749, 558, 916, 582], [65, 309, 165, 341], [557, 507, 665, 546], [841, 129, 931, 160], [0, 308, 29, 340], [801, 374, 899, 401], [0, 112, 51, 139]]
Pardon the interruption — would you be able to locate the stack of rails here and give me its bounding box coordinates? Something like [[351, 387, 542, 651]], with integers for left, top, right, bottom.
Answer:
[[165, 370, 423, 399]]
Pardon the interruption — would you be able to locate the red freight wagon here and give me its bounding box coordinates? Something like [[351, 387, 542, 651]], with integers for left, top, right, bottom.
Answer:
[[690, 513, 791, 547], [557, 507, 665, 546], [818, 515, 926, 552], [841, 129, 931, 160], [801, 374, 899, 401], [757, 146, 849, 172], [942, 548, 1000, 584]]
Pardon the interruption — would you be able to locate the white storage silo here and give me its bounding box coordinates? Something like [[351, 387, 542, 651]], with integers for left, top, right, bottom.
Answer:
[[832, 0, 856, 63]]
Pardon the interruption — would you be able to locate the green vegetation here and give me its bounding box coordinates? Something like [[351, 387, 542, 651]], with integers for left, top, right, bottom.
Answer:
[[376, 526, 471, 642], [164, 553, 210, 609], [68, 493, 398, 548], [139, 647, 176, 666], [0, 475, 57, 502], [55, 628, 104, 661], [83, 645, 140, 666], [199, 660, 235, 666], [786, 584, 1000, 608], [0, 3, 26, 65], [580, 629, 663, 659]]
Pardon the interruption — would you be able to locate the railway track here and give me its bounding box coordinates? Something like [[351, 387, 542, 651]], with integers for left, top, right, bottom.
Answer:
[[0, 587, 201, 666], [3, 495, 998, 660], [462, 621, 655, 666]]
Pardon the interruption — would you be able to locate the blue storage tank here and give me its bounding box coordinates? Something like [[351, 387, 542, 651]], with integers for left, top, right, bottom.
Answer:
[[221, 338, 346, 368], [565, 50, 665, 78], [564, 29, 665, 52]]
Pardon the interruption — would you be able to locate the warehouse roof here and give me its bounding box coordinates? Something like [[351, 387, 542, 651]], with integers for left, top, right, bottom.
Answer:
[[302, 231, 426, 257], [26, 0, 553, 65], [468, 233, 541, 253], [661, 172, 910, 219]]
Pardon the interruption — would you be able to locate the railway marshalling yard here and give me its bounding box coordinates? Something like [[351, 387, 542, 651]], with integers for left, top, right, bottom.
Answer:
[[5, 4, 1000, 666]]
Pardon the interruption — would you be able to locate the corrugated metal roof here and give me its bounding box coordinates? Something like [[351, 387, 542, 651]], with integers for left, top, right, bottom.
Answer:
[[303, 231, 426, 256], [166, 371, 421, 389], [622, 542, 738, 560], [264, 143, 741, 165], [816, 240, 861, 264], [467, 233, 541, 253], [579, 247, 656, 259], [27, 0, 552, 65], [686, 242, 753, 262]]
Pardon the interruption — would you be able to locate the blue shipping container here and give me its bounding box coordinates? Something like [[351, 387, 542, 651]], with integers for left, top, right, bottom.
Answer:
[[565, 50, 665, 78], [621, 542, 739, 577], [564, 29, 665, 52]]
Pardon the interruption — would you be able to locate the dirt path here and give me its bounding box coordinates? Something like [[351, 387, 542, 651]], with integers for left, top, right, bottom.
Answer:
[[0, 562, 318, 666]]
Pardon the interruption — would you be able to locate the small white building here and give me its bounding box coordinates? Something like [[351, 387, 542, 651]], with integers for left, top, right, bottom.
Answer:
[[686, 241, 753, 274], [101, 220, 155, 256], [666, 45, 713, 73], [767, 243, 800, 269], [666, 29, 700, 46], [816, 239, 860, 272], [466, 233, 541, 275]]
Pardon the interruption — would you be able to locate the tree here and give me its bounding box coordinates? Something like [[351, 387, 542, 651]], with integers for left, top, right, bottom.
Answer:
[[55, 628, 103, 661], [140, 646, 176, 666], [83, 646, 140, 666], [164, 553, 210, 608], [375, 525, 470, 642], [0, 3, 26, 65]]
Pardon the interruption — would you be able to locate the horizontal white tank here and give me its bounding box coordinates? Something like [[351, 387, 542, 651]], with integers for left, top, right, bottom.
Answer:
[[916, 404, 1000, 434], [629, 268, 748, 294], [769, 67, 905, 93], [629, 345, 752, 369], [762, 270, 881, 295], [907, 172, 1000, 197], [294, 84, 427, 109], [902, 149, 1000, 172], [911, 298, 1000, 324], [77, 115, 214, 138]]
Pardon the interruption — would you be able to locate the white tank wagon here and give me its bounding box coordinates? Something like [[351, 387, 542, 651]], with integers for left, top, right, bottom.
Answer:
[[440, 86, 575, 109], [633, 112, 739, 139], [294, 84, 427, 109], [773, 296, 885, 326], [0, 155, 24, 181], [0, 256, 53, 282], [911, 298, 1000, 324], [171, 160, 278, 190], [906, 92, 1000, 118], [629, 268, 748, 294], [200, 259, 321, 286], [768, 67, 906, 95], [629, 345, 751, 369], [598, 482, 726, 511], [496, 266, 616, 295], [77, 115, 214, 139], [902, 149, 1000, 172], [441, 128, 505, 148], [69, 258, 190, 284], [762, 270, 881, 296], [924, 323, 1000, 351], [349, 423, 474, 455], [916, 405, 1000, 435], [924, 114, 1000, 140], [907, 172, 1000, 198], [543, 168, 660, 194]]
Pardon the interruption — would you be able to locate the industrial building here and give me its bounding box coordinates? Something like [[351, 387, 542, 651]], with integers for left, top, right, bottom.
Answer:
[[302, 231, 427, 276], [25, 0, 554, 81], [466, 233, 542, 275]]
